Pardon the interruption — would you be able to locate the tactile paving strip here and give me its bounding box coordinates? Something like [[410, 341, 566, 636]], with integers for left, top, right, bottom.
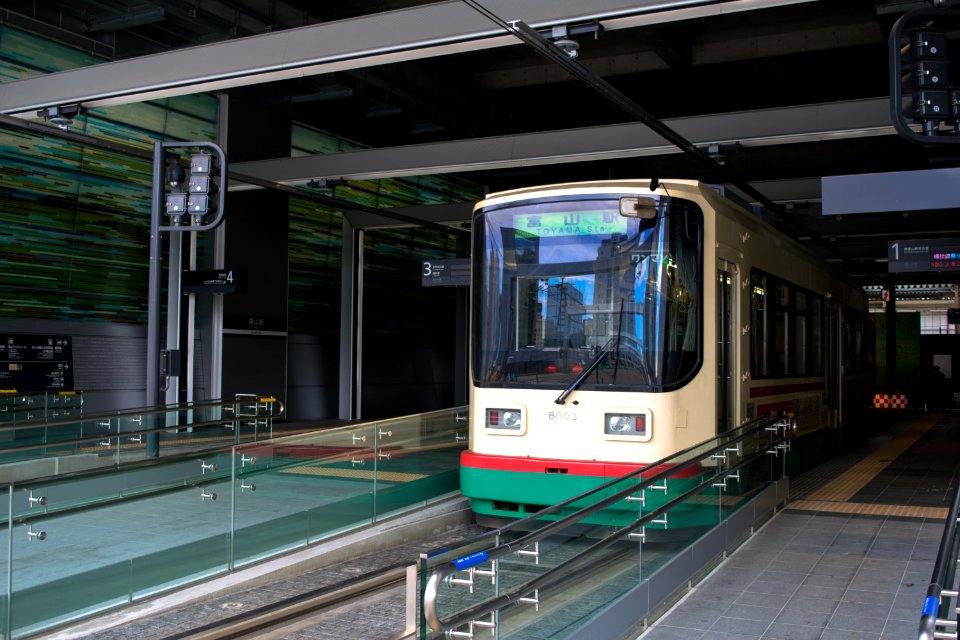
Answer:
[[789, 414, 949, 519]]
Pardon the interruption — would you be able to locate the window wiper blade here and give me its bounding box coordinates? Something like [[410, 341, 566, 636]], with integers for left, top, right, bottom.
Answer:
[[554, 344, 612, 405]]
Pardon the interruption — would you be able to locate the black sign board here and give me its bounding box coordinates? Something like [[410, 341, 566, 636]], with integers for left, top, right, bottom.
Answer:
[[182, 269, 245, 294], [422, 259, 470, 287], [949, 309, 960, 324], [888, 239, 960, 273], [0, 334, 74, 391]]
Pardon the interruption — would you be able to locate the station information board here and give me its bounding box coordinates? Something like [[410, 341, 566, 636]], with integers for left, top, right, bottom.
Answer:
[[0, 334, 74, 391], [888, 239, 960, 273], [422, 259, 470, 287]]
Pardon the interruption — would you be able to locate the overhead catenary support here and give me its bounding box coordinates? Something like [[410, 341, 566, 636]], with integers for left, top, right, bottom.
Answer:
[[231, 98, 895, 186], [0, 0, 819, 116]]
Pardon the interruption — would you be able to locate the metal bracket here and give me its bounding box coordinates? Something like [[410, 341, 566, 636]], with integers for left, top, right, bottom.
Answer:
[[519, 589, 540, 612], [26, 525, 46, 541], [28, 490, 47, 508], [516, 541, 540, 565], [446, 612, 496, 639], [446, 561, 497, 593]]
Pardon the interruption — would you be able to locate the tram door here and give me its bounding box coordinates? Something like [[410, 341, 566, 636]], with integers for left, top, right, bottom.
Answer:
[[717, 260, 738, 433], [825, 302, 841, 427]]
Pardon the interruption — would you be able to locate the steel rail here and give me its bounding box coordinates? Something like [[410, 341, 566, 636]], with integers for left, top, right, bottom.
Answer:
[[158, 564, 412, 640]]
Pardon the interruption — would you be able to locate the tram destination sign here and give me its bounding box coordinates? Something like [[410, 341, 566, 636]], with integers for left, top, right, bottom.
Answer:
[[888, 239, 960, 273], [422, 259, 470, 287], [0, 334, 74, 391]]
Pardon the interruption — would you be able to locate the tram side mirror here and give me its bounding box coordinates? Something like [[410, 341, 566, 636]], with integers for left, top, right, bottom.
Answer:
[[619, 196, 659, 230]]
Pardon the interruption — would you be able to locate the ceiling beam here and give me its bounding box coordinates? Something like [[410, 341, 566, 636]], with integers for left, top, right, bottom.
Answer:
[[0, 0, 820, 116], [230, 97, 895, 186]]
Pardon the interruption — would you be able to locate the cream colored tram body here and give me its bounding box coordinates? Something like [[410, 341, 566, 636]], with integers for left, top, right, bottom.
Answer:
[[461, 180, 868, 525]]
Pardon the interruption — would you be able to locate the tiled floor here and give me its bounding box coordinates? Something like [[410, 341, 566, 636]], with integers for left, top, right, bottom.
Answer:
[[640, 412, 957, 640], [638, 510, 938, 639]]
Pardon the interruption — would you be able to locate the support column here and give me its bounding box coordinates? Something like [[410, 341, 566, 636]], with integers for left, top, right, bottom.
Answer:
[[885, 282, 897, 389], [221, 88, 290, 406], [338, 214, 363, 420]]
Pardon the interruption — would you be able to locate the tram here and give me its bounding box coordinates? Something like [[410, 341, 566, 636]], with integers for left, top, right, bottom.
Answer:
[[460, 180, 870, 525]]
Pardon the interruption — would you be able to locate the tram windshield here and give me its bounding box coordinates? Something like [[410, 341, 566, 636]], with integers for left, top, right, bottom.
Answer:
[[472, 193, 703, 392]]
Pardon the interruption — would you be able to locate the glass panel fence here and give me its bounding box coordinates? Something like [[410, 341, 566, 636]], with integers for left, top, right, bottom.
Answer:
[[1, 405, 466, 639], [230, 422, 379, 568], [420, 414, 792, 640], [0, 396, 282, 471], [0, 392, 83, 429]]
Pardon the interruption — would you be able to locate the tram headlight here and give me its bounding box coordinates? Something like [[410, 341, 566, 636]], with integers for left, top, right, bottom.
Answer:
[[486, 408, 523, 430], [603, 411, 652, 441]]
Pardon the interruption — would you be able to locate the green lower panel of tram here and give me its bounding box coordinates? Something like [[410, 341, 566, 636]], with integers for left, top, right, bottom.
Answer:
[[461, 467, 729, 529]]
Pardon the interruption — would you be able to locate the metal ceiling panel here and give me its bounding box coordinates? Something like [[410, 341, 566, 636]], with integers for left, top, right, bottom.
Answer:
[[230, 98, 894, 185], [0, 0, 821, 116]]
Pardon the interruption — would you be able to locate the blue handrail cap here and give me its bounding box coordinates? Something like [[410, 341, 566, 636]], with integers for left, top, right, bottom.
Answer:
[[453, 551, 489, 571], [922, 595, 939, 616]]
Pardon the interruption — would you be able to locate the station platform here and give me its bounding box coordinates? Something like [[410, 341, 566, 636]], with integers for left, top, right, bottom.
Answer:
[[32, 411, 957, 640], [640, 411, 956, 640]]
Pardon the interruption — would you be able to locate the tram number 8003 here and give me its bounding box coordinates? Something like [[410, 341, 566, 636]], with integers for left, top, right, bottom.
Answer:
[[547, 411, 577, 422]]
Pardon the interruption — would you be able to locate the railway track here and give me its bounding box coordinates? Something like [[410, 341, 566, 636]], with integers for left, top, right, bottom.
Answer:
[[158, 563, 415, 640]]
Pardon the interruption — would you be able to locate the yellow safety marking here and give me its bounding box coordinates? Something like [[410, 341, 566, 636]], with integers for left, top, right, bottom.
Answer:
[[258, 397, 277, 403], [279, 464, 426, 482], [58, 391, 77, 396], [788, 499, 948, 520], [804, 414, 939, 503], [0, 390, 18, 394]]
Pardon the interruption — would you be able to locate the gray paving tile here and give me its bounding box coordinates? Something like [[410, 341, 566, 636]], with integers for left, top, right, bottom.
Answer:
[[721, 603, 781, 623], [793, 584, 845, 601], [827, 612, 886, 633], [638, 625, 706, 640], [782, 596, 838, 614], [775, 607, 832, 627], [737, 590, 793, 609], [762, 621, 828, 639], [881, 617, 919, 638], [712, 615, 771, 636], [746, 579, 801, 596], [819, 628, 878, 640]]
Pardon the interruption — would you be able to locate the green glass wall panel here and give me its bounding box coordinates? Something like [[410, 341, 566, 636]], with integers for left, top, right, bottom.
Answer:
[[0, 26, 217, 324], [0, 25, 102, 75]]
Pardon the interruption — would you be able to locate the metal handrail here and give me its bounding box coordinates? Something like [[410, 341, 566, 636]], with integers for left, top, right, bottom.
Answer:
[[918, 471, 960, 640], [422, 413, 793, 634]]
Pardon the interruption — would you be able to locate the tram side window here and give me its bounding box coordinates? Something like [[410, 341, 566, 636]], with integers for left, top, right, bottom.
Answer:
[[774, 283, 790, 375], [750, 269, 823, 378], [750, 273, 769, 376]]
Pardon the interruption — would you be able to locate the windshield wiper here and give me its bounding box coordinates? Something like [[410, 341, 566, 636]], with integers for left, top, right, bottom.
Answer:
[[555, 300, 624, 405]]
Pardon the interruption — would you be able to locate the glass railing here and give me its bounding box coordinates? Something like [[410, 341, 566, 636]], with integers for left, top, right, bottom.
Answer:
[[918, 472, 960, 640], [420, 413, 793, 640], [0, 391, 83, 427], [0, 405, 467, 639], [0, 395, 282, 472]]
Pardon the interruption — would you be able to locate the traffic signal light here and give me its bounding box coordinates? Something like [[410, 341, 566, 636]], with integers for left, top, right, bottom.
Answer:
[[890, 9, 960, 144]]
